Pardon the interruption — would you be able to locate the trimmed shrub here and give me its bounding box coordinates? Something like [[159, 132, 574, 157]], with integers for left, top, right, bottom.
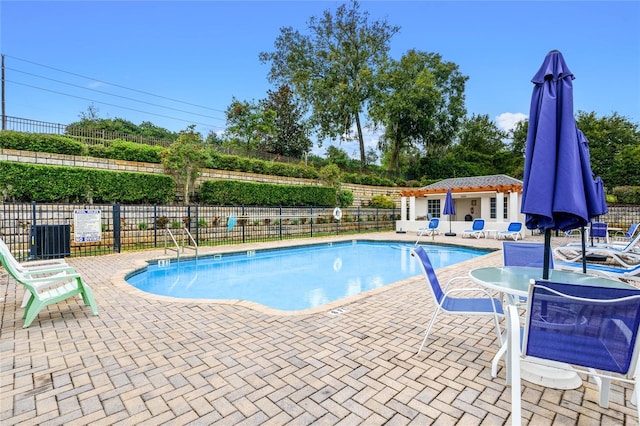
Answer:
[[0, 131, 86, 155], [612, 186, 640, 204], [199, 180, 336, 206], [369, 195, 396, 209], [0, 162, 174, 204]]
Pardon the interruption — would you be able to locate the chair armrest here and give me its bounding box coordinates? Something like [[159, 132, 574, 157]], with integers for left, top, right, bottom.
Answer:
[[19, 272, 82, 285], [20, 265, 77, 276], [442, 276, 481, 292]]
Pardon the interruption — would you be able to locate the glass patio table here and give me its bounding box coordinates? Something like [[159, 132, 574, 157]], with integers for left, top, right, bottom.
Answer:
[[468, 266, 636, 389]]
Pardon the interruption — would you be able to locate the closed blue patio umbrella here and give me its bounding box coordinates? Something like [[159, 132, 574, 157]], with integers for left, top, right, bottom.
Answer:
[[443, 189, 456, 236], [521, 50, 604, 279]]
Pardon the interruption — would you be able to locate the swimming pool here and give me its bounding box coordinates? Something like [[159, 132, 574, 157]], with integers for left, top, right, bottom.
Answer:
[[126, 241, 487, 311]]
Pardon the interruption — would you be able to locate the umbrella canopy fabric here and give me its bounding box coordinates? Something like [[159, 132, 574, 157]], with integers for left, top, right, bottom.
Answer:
[[443, 189, 456, 216], [577, 129, 608, 218], [443, 189, 456, 236], [520, 50, 605, 278], [522, 50, 595, 231], [521, 50, 603, 233]]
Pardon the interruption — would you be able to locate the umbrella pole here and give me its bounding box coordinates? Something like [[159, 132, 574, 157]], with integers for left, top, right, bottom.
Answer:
[[543, 230, 551, 280], [445, 216, 456, 236], [581, 227, 587, 273]]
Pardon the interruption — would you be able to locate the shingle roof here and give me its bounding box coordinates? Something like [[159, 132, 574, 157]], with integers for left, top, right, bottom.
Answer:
[[400, 174, 523, 197], [421, 174, 522, 190]]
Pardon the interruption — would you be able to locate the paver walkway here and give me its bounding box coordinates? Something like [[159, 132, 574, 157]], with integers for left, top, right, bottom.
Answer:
[[1, 232, 637, 425]]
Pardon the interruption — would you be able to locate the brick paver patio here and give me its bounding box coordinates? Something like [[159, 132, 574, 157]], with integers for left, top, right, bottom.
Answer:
[[1, 232, 637, 425]]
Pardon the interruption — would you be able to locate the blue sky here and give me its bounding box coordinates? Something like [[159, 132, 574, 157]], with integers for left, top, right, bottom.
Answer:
[[1, 1, 639, 158]]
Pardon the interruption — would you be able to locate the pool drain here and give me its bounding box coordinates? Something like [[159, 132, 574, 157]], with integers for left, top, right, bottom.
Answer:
[[329, 307, 348, 316]]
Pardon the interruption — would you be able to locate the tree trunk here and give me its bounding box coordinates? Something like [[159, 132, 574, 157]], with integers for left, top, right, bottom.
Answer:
[[355, 113, 365, 170]]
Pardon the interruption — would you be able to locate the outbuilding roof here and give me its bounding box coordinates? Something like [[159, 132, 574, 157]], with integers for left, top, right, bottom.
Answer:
[[401, 174, 523, 197]]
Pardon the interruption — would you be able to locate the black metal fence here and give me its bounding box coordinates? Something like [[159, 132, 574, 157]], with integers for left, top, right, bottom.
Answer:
[[2, 116, 305, 163], [1, 202, 398, 260]]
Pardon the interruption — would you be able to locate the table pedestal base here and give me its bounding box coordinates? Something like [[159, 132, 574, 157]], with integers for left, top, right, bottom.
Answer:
[[521, 359, 582, 390]]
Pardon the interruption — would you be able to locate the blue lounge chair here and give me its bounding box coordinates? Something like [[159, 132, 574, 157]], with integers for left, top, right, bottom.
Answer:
[[555, 261, 640, 283], [611, 223, 639, 241], [497, 222, 523, 241], [554, 231, 640, 268], [462, 218, 485, 239], [415, 218, 440, 245]]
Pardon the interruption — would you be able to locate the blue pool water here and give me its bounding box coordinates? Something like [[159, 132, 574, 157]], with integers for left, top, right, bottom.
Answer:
[[126, 241, 486, 311]]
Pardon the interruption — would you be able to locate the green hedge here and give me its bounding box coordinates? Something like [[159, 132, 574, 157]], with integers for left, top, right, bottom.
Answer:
[[0, 131, 86, 156], [612, 186, 640, 204], [0, 131, 407, 186], [87, 139, 164, 163], [199, 180, 336, 206], [0, 162, 174, 204]]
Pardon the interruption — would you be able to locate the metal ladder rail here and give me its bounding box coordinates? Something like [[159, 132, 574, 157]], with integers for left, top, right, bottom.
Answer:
[[181, 227, 198, 259], [164, 227, 198, 260], [164, 229, 181, 260]]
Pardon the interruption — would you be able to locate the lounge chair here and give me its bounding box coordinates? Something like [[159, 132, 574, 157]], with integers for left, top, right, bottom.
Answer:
[[506, 280, 640, 424], [415, 218, 440, 245], [412, 246, 503, 355], [554, 230, 640, 268], [555, 260, 640, 283], [611, 223, 639, 242], [0, 238, 77, 307], [497, 222, 523, 241], [462, 218, 485, 239], [0, 238, 70, 275], [0, 249, 98, 328]]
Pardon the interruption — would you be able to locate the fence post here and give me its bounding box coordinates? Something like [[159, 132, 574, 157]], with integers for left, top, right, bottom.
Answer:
[[279, 206, 283, 240], [310, 206, 314, 237], [186, 205, 191, 234], [28, 201, 37, 259], [358, 206, 361, 233], [113, 203, 121, 253], [153, 204, 158, 248], [241, 205, 245, 244], [194, 205, 199, 245], [393, 207, 396, 230]]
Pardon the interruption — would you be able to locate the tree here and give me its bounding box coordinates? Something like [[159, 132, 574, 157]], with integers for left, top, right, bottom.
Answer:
[[576, 111, 640, 188], [456, 114, 507, 155], [508, 119, 528, 158], [205, 130, 225, 147], [161, 126, 209, 205], [370, 49, 467, 178], [259, 85, 312, 158], [68, 105, 178, 141], [259, 0, 399, 169], [224, 98, 277, 155], [325, 145, 351, 169]]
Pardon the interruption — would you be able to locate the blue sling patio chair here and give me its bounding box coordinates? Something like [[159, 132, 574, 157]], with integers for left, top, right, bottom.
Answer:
[[503, 242, 554, 270], [506, 281, 640, 425], [489, 242, 556, 377], [412, 246, 504, 355]]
